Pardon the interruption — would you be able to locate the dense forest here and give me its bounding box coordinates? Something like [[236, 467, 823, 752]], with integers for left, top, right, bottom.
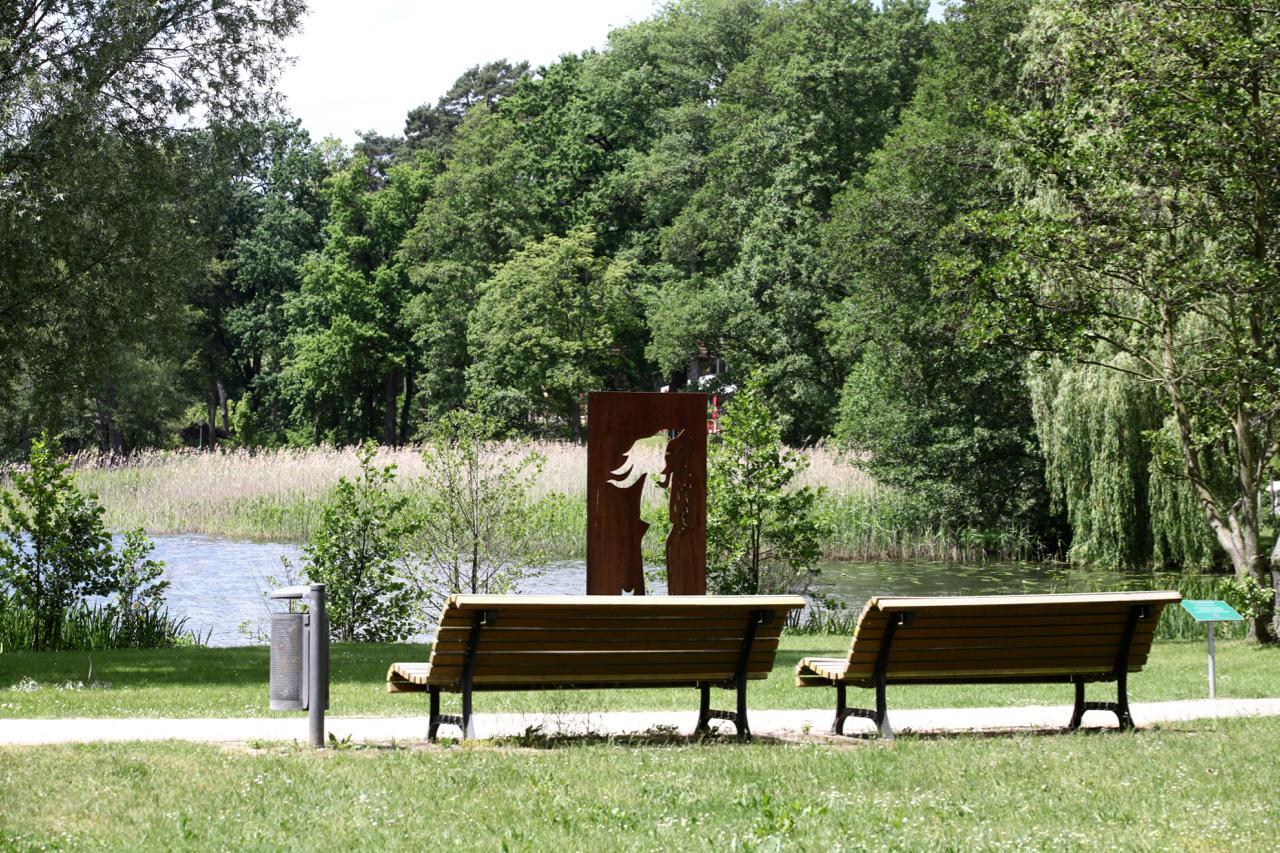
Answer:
[[3, 0, 1278, 619]]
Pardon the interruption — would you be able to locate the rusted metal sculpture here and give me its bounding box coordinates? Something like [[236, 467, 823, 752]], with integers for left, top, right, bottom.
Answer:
[[586, 391, 707, 595]]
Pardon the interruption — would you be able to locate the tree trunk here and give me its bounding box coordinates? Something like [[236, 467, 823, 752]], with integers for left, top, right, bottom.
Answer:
[[399, 370, 413, 446], [1271, 535, 1280, 642], [383, 370, 399, 446], [206, 399, 217, 451], [1162, 327, 1273, 643], [570, 396, 583, 444], [32, 549, 43, 652], [217, 380, 230, 433], [99, 374, 124, 455], [108, 417, 124, 456]]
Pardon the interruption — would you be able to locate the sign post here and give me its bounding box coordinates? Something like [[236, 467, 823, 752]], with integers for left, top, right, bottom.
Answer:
[[1180, 599, 1244, 699]]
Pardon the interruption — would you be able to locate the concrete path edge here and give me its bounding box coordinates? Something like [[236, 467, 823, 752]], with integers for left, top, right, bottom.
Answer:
[[4, 698, 1280, 746]]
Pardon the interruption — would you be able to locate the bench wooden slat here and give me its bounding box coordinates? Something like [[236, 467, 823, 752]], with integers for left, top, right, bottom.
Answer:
[[404, 662, 776, 689], [433, 637, 782, 655], [433, 626, 783, 651], [872, 591, 1181, 611], [433, 671, 773, 686], [850, 614, 1161, 635], [849, 625, 1156, 649], [469, 662, 775, 681], [427, 648, 779, 669], [444, 594, 805, 610], [847, 648, 1152, 673], [843, 666, 1116, 683], [847, 628, 1155, 659], [436, 615, 780, 631], [849, 652, 1150, 673], [423, 657, 778, 684]]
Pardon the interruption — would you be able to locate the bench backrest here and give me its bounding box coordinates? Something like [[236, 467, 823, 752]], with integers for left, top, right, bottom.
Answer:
[[423, 594, 806, 689], [842, 591, 1181, 684]]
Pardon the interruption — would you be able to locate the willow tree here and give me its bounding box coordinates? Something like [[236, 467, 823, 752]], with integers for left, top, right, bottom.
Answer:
[[956, 1, 1280, 639], [1029, 357, 1217, 570]]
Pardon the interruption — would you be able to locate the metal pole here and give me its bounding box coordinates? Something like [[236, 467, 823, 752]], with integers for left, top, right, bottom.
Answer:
[[1206, 621, 1217, 700], [309, 583, 328, 747]]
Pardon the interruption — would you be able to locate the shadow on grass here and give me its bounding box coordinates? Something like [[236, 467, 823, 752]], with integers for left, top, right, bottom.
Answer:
[[828, 724, 1146, 742], [0, 643, 432, 689], [466, 725, 791, 750]]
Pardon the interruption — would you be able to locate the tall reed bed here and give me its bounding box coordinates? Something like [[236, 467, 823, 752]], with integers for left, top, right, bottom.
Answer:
[[48, 444, 1028, 561]]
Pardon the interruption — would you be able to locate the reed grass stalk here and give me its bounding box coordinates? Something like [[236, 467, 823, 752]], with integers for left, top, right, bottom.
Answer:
[[5, 444, 1031, 562]]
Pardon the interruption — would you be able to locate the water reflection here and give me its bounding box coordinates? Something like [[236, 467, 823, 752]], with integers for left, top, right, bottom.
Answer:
[[147, 536, 1128, 647], [810, 559, 1130, 605]]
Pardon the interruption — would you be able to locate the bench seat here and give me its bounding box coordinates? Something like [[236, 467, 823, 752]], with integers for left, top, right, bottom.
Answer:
[[390, 594, 804, 740], [796, 591, 1181, 738]]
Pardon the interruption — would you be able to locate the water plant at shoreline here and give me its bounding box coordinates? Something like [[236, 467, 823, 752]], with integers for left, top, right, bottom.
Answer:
[[0, 593, 202, 653]]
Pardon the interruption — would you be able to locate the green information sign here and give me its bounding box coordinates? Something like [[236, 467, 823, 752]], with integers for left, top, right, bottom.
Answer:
[[1181, 599, 1243, 622]]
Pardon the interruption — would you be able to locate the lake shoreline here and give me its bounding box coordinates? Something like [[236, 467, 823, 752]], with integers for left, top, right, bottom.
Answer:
[[130, 533, 1227, 648]]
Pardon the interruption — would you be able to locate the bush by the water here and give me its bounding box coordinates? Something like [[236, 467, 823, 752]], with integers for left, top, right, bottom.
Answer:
[[290, 419, 549, 641], [0, 433, 179, 651], [295, 442, 424, 643], [707, 375, 826, 596], [416, 411, 545, 608]]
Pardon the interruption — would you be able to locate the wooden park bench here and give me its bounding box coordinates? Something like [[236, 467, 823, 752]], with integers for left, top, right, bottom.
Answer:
[[388, 594, 805, 741], [795, 591, 1181, 739]]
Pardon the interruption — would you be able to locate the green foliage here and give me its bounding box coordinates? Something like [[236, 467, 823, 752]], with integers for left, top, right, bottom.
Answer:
[[0, 1, 304, 454], [1029, 358, 1218, 569], [403, 60, 530, 160], [706, 377, 825, 594], [299, 443, 423, 642], [0, 434, 169, 650], [1222, 576, 1276, 623], [824, 0, 1047, 535], [216, 120, 332, 447], [417, 412, 545, 606], [946, 1, 1280, 638], [401, 105, 545, 425], [281, 156, 430, 445], [647, 0, 932, 442], [466, 228, 645, 437]]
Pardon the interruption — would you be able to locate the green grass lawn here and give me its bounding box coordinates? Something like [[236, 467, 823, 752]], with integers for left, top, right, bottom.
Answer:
[[2, 717, 1278, 849], [1, 636, 1277, 719]]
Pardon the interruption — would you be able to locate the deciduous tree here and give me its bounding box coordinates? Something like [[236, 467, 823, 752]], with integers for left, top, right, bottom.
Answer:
[[958, 0, 1280, 639]]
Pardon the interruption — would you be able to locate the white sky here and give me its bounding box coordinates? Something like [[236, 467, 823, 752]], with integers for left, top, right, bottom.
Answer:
[[280, 0, 662, 144]]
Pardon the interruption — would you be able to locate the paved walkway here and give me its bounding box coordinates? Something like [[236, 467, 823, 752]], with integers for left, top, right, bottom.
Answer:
[[4, 698, 1280, 746]]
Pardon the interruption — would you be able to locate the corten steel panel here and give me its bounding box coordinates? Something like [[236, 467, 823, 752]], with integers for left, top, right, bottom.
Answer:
[[586, 391, 707, 595]]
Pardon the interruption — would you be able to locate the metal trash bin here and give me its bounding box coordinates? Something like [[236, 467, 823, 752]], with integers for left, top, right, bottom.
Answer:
[[267, 584, 329, 746], [269, 612, 308, 711]]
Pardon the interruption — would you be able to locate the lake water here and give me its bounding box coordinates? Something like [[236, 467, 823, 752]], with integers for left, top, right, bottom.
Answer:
[[148, 534, 1133, 646]]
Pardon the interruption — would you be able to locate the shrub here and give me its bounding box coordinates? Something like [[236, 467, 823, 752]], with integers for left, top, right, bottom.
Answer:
[[416, 411, 544, 610], [300, 442, 424, 642], [0, 433, 170, 651], [707, 376, 827, 595]]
